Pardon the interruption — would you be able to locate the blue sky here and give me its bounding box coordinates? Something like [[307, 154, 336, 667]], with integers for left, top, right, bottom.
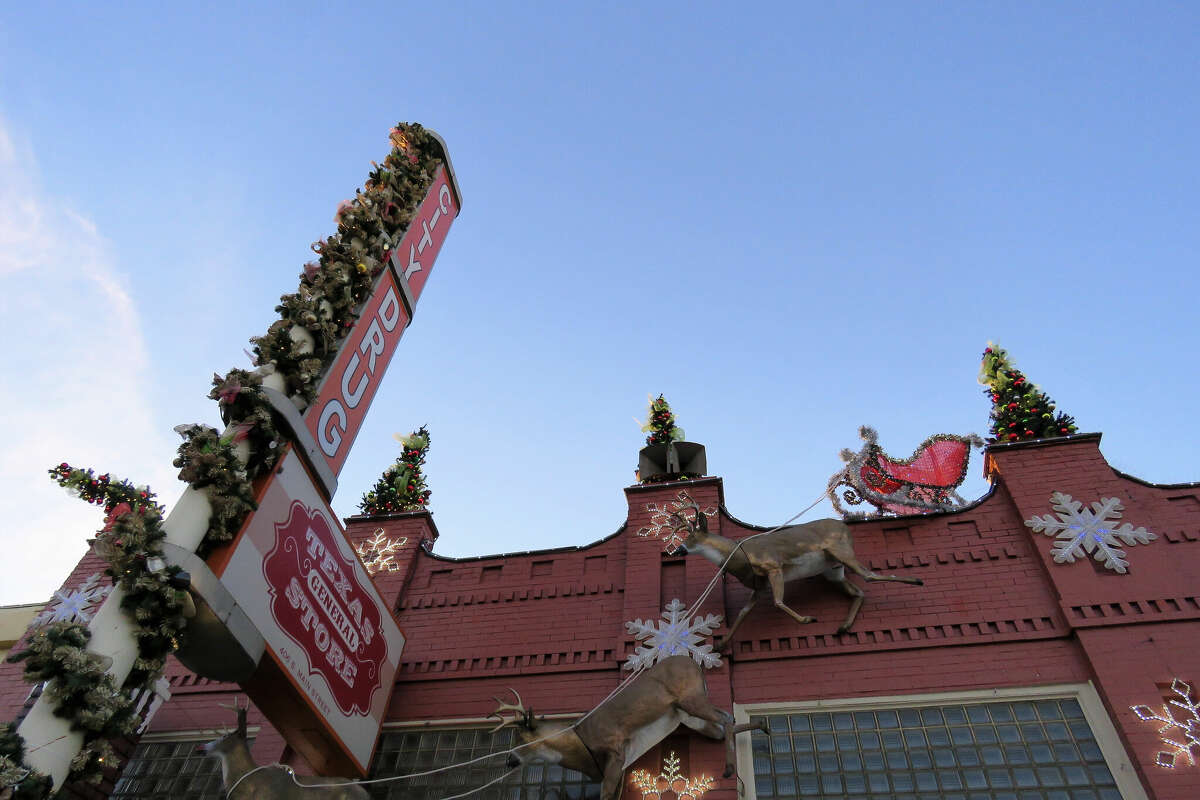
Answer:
[[1, 2, 1197, 605]]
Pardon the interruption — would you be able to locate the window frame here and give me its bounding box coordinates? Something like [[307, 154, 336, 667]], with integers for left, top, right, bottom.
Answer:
[[733, 683, 1147, 800]]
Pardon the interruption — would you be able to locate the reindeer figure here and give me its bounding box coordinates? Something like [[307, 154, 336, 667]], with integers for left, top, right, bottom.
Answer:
[[489, 655, 762, 800], [673, 503, 923, 644], [200, 701, 369, 799]]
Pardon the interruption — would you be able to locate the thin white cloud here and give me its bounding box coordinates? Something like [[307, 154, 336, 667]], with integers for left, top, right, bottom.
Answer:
[[0, 118, 177, 606]]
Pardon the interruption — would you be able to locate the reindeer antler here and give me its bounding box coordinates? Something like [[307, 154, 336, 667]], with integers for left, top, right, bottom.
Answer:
[[488, 688, 534, 733], [218, 696, 248, 737]]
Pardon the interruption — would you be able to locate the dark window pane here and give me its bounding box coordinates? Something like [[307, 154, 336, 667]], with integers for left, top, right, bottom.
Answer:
[[795, 754, 816, 773], [988, 768, 1014, 788], [773, 755, 794, 774], [905, 730, 927, 747], [853, 711, 876, 729], [863, 752, 884, 770], [1060, 700, 1084, 719], [841, 752, 862, 771], [789, 714, 811, 732], [956, 747, 982, 766], [844, 772, 867, 793], [867, 772, 890, 792], [1014, 767, 1038, 787], [974, 726, 999, 744], [811, 713, 832, 731], [860, 732, 881, 750], [915, 771, 938, 791], [944, 706, 968, 725], [939, 770, 964, 790], [887, 751, 909, 769], [981, 746, 1005, 765], [1037, 701, 1063, 720], [991, 704, 1016, 723], [1005, 745, 1031, 764], [820, 773, 842, 793], [882, 732, 904, 750], [818, 754, 839, 772], [771, 735, 791, 752], [837, 733, 859, 750], [922, 708, 944, 725], [927, 728, 951, 746], [877, 710, 900, 728], [1046, 723, 1071, 741], [816, 734, 836, 752], [1037, 767, 1066, 787], [792, 734, 814, 753], [967, 705, 991, 723], [834, 712, 855, 730], [932, 749, 955, 767], [899, 708, 923, 727]]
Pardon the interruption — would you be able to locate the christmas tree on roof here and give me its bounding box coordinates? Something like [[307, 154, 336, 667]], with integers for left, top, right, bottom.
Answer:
[[359, 426, 431, 515], [642, 394, 685, 446], [979, 344, 1078, 443]]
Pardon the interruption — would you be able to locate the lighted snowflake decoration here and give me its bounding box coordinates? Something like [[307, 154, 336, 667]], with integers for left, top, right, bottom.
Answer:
[[33, 573, 111, 627], [355, 529, 408, 575], [630, 751, 714, 800], [637, 490, 716, 553], [624, 599, 722, 671], [1131, 678, 1200, 768], [1024, 492, 1156, 574]]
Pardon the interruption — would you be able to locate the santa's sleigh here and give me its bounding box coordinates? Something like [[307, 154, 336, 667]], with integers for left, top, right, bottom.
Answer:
[[828, 426, 984, 519]]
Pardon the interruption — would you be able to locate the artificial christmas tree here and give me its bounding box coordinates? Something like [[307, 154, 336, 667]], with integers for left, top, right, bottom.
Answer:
[[642, 395, 685, 446], [359, 426, 432, 515], [979, 344, 1078, 443]]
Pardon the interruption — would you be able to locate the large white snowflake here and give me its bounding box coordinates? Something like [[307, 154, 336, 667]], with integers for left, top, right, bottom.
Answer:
[[623, 599, 722, 671], [33, 573, 111, 626], [1131, 678, 1200, 768], [1024, 492, 1156, 574], [636, 491, 716, 553], [355, 529, 408, 575]]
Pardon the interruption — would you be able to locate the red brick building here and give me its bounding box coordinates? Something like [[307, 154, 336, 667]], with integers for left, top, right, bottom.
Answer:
[[3, 432, 1198, 800]]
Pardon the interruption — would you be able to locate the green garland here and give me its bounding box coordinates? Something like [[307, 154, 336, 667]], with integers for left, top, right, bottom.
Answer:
[[173, 424, 258, 558], [0, 724, 52, 800], [248, 123, 445, 406], [7, 623, 137, 786], [359, 427, 431, 515], [8, 466, 196, 788]]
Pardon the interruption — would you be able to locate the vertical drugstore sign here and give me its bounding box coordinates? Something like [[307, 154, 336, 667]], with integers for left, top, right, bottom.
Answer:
[[215, 137, 461, 775], [306, 165, 459, 478]]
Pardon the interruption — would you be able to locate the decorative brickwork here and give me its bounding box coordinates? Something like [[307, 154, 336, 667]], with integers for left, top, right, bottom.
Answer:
[[6, 436, 1200, 799]]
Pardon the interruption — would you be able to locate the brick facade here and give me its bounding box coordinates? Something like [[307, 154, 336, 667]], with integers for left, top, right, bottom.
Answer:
[[4, 433, 1199, 799]]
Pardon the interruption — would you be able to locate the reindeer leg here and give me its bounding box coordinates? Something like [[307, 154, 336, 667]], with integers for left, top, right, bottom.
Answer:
[[676, 697, 737, 777], [831, 574, 865, 634], [825, 546, 923, 586], [768, 570, 818, 626], [600, 758, 626, 800], [718, 588, 767, 652]]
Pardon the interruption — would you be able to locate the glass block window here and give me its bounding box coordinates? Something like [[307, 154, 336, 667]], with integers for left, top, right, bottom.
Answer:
[[111, 737, 243, 800], [367, 725, 601, 800], [749, 698, 1124, 800]]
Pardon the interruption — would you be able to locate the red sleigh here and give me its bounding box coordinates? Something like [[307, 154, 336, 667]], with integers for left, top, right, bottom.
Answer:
[[827, 426, 983, 519]]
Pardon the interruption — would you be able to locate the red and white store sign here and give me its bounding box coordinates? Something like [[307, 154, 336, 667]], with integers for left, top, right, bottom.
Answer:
[[305, 165, 459, 477], [220, 447, 404, 771]]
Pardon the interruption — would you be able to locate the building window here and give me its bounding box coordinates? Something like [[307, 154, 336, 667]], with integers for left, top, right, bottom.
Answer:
[[112, 736, 242, 800], [368, 725, 601, 799], [738, 686, 1146, 800]]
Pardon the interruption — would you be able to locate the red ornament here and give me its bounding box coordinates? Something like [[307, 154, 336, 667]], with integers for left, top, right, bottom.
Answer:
[[1009, 433, 1019, 440]]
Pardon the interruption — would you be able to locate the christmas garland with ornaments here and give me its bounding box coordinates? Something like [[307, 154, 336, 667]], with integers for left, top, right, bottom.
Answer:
[[2, 124, 448, 798]]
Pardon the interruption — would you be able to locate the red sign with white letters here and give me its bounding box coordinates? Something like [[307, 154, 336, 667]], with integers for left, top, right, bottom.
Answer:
[[305, 165, 459, 477], [262, 500, 388, 716]]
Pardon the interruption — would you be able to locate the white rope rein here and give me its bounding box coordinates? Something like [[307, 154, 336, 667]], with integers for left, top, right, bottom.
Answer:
[[264, 492, 831, 799]]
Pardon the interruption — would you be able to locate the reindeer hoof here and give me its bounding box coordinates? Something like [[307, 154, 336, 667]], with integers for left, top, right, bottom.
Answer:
[[723, 766, 734, 778], [912, 578, 924, 586]]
